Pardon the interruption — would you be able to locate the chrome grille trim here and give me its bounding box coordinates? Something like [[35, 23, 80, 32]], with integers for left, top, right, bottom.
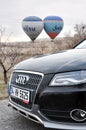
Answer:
[[13, 70, 44, 76]]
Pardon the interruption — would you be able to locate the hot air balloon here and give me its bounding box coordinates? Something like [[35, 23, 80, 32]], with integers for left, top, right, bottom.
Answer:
[[44, 16, 64, 40], [22, 16, 44, 41]]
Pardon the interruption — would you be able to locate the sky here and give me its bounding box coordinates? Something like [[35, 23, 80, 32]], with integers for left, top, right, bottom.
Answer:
[[0, 0, 86, 42]]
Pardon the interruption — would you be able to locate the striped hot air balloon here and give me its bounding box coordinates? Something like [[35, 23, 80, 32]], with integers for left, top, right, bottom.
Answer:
[[22, 16, 44, 41], [44, 16, 64, 40]]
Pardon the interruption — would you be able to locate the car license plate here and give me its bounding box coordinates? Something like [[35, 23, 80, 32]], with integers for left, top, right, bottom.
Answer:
[[11, 87, 30, 102]]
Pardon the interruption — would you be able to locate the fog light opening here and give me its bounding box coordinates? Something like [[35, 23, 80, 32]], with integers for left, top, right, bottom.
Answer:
[[70, 109, 86, 122]]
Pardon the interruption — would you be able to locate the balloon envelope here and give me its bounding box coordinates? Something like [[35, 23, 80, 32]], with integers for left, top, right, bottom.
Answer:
[[44, 16, 64, 39], [22, 16, 44, 41]]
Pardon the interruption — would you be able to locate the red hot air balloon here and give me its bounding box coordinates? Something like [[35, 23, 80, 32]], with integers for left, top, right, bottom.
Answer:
[[44, 16, 64, 40], [22, 16, 44, 41]]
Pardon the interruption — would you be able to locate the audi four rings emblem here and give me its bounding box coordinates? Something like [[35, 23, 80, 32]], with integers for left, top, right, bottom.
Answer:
[[16, 75, 29, 85]]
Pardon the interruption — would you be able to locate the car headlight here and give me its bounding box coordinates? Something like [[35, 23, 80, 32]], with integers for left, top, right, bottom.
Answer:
[[49, 71, 86, 86]]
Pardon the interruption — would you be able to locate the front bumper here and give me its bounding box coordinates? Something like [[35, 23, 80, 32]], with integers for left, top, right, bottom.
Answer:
[[8, 97, 86, 130]]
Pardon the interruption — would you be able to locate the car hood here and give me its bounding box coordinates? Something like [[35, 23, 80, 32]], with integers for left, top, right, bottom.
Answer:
[[14, 49, 86, 74]]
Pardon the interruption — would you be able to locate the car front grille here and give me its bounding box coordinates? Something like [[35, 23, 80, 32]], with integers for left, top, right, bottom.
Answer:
[[10, 70, 43, 109], [10, 71, 43, 90]]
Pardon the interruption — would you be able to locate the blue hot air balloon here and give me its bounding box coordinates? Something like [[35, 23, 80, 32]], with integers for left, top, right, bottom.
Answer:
[[44, 16, 64, 39], [22, 16, 44, 41]]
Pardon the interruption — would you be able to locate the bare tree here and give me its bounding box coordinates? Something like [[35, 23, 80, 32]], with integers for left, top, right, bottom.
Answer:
[[74, 23, 86, 41], [0, 27, 22, 84], [64, 23, 86, 48]]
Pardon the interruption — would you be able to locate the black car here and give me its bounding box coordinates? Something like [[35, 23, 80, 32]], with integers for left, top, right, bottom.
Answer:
[[8, 39, 86, 130]]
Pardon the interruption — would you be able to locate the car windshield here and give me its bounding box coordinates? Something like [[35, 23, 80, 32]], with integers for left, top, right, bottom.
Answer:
[[75, 39, 86, 49]]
